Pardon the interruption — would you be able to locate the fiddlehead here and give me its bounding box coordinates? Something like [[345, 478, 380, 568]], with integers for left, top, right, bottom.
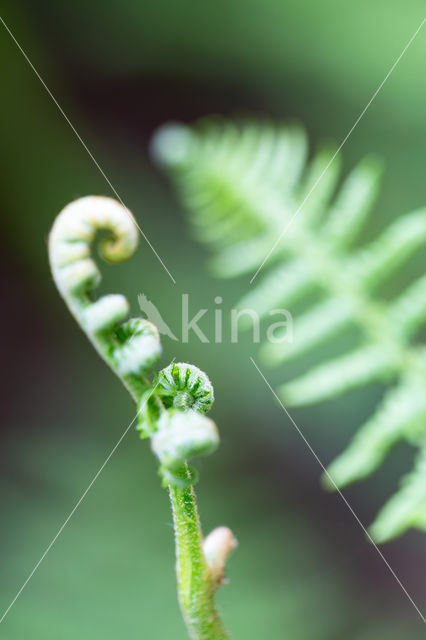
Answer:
[[48, 195, 161, 401], [154, 362, 215, 413], [49, 196, 235, 640], [140, 362, 218, 487]]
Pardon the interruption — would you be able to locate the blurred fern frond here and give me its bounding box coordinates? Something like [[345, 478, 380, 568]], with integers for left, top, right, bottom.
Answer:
[[152, 119, 426, 542]]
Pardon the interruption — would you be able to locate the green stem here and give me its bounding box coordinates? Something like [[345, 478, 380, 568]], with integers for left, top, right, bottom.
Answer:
[[169, 481, 230, 640]]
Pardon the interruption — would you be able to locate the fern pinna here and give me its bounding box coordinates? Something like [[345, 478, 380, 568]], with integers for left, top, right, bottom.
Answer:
[[152, 119, 426, 543]]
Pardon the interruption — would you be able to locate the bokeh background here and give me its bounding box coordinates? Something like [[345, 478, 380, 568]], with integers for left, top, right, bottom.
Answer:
[[1, 2, 426, 638]]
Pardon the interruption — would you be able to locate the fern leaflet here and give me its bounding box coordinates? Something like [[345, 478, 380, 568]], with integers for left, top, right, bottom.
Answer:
[[152, 118, 426, 542]]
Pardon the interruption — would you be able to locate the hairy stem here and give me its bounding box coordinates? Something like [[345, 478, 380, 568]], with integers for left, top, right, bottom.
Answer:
[[169, 481, 230, 640]]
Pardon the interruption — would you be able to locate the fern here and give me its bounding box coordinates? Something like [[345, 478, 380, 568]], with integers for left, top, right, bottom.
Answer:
[[49, 196, 236, 639], [152, 119, 426, 543]]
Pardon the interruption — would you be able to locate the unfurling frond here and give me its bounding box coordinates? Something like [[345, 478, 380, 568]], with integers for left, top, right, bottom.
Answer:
[[49, 196, 235, 640], [153, 118, 426, 542], [49, 196, 219, 487]]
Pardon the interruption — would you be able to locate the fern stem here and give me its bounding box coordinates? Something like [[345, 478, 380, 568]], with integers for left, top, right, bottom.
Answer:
[[169, 479, 231, 640]]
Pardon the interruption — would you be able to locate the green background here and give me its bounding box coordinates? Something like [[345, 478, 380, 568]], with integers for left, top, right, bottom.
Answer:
[[1, 2, 425, 638]]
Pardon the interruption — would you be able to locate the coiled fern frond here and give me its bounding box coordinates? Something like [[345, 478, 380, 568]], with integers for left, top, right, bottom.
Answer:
[[49, 196, 236, 640], [49, 196, 217, 482], [152, 120, 426, 543]]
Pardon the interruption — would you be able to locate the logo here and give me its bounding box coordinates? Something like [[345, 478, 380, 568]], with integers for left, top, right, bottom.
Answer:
[[138, 293, 293, 344]]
